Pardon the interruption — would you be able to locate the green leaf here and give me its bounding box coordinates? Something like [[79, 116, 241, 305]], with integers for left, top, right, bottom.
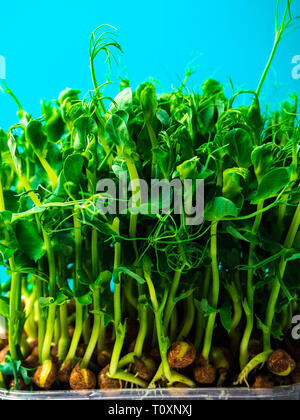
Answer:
[[12, 206, 46, 222], [177, 127, 194, 161], [19, 366, 36, 386], [276, 264, 295, 304], [105, 114, 136, 156], [176, 157, 199, 181], [80, 216, 116, 238], [156, 109, 170, 127], [56, 288, 73, 305], [44, 105, 65, 142], [205, 197, 239, 221], [251, 167, 290, 203], [15, 220, 45, 262], [58, 88, 81, 105], [113, 267, 145, 285], [251, 143, 276, 182], [225, 128, 253, 168], [8, 133, 26, 176], [247, 97, 264, 138], [237, 249, 286, 271], [271, 320, 284, 341], [225, 224, 260, 246], [198, 298, 219, 317], [25, 120, 48, 154], [174, 289, 194, 304], [220, 302, 232, 333], [95, 270, 112, 287], [0, 243, 17, 264], [256, 316, 270, 334], [110, 88, 133, 113], [73, 116, 98, 152], [222, 168, 246, 201], [285, 250, 300, 262], [39, 297, 55, 308], [140, 83, 157, 122], [77, 269, 92, 285], [0, 297, 9, 318], [76, 292, 93, 306], [63, 153, 85, 185]]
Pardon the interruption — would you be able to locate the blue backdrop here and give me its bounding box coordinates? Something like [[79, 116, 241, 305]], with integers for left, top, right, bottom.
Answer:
[[0, 0, 299, 130]]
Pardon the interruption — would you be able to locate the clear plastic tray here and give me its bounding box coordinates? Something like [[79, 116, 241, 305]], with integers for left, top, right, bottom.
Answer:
[[1, 385, 299, 400]]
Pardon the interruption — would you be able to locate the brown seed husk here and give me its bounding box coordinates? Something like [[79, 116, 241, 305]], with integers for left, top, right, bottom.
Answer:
[[253, 375, 274, 389], [9, 377, 28, 391], [98, 365, 123, 390], [76, 344, 87, 359], [28, 339, 38, 352], [133, 355, 157, 381], [149, 347, 161, 363], [33, 360, 57, 390], [67, 300, 76, 316], [31, 346, 39, 358], [57, 359, 73, 384], [193, 355, 216, 384], [97, 348, 113, 370], [68, 325, 74, 339], [168, 341, 196, 369], [124, 320, 140, 347], [0, 339, 8, 352], [268, 349, 296, 376], [0, 346, 9, 363], [50, 345, 59, 364], [23, 353, 39, 369], [69, 362, 97, 390]]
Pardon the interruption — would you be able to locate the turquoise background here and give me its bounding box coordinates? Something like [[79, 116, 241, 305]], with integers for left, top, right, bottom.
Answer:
[[0, 0, 299, 131]]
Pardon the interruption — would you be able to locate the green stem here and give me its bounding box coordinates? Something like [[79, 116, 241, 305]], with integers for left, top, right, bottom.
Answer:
[[54, 312, 61, 346], [62, 210, 84, 364], [0, 176, 22, 361], [41, 232, 57, 363], [170, 307, 178, 342], [146, 121, 158, 177], [82, 307, 91, 345], [144, 272, 172, 382], [35, 151, 59, 190], [177, 294, 195, 341], [109, 218, 126, 377], [58, 303, 70, 361], [81, 288, 101, 369], [202, 222, 219, 362], [112, 370, 148, 388], [236, 350, 273, 386], [240, 199, 264, 369], [134, 302, 148, 358], [98, 316, 106, 351], [194, 268, 211, 351], [163, 270, 182, 336], [82, 227, 101, 368], [256, 34, 281, 96], [263, 203, 300, 351], [8, 270, 22, 361], [24, 286, 38, 340]]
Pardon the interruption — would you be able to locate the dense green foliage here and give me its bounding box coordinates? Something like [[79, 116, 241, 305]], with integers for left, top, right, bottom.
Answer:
[[0, 1, 299, 391]]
